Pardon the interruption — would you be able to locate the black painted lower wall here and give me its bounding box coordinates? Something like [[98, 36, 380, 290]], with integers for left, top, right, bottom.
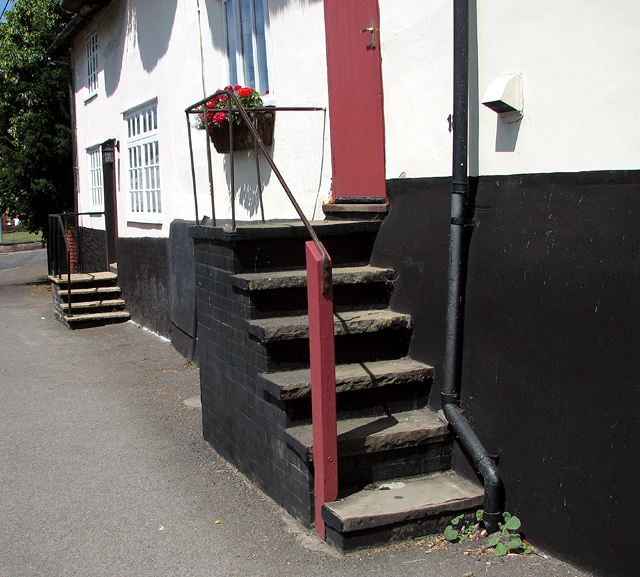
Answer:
[[77, 227, 107, 273], [371, 170, 640, 577], [113, 222, 197, 349], [169, 220, 197, 359], [117, 236, 171, 338]]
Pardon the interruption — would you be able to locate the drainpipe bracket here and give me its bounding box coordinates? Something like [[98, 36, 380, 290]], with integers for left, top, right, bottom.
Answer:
[[441, 393, 459, 406], [450, 217, 477, 227], [451, 182, 468, 195]]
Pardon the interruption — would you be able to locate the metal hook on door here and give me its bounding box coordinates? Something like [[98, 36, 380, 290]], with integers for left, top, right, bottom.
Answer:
[[360, 20, 376, 49]]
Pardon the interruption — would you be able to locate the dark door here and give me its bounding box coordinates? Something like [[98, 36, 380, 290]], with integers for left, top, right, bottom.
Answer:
[[323, 0, 386, 202], [101, 139, 118, 266]]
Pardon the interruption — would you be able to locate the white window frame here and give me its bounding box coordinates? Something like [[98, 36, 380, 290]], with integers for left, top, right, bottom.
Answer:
[[87, 146, 104, 209], [86, 32, 98, 98], [223, 0, 271, 95], [124, 102, 161, 223]]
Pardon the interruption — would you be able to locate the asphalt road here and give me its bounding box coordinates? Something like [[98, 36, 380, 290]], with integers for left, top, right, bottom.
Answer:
[[0, 251, 594, 577], [0, 247, 47, 271]]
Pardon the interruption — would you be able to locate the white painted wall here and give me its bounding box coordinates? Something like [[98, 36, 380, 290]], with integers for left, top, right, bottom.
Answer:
[[379, 0, 453, 180], [73, 0, 640, 238], [73, 0, 331, 239], [380, 0, 640, 178]]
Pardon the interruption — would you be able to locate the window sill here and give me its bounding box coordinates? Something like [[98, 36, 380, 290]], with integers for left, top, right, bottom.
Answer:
[[127, 214, 163, 226]]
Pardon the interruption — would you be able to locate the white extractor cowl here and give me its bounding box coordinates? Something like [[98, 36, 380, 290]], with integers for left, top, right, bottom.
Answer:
[[482, 72, 523, 114]]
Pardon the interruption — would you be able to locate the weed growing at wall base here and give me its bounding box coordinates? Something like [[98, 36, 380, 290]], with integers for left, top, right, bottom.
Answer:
[[444, 510, 533, 556]]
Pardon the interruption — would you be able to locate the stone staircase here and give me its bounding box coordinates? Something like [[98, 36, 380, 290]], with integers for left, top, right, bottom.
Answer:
[[192, 220, 483, 551], [48, 271, 130, 328]]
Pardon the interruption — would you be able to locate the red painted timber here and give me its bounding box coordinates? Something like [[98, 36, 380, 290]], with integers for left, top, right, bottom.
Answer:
[[323, 0, 387, 200], [305, 241, 338, 539]]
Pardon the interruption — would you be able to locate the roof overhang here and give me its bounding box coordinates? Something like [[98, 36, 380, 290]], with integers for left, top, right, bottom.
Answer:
[[48, 0, 111, 58]]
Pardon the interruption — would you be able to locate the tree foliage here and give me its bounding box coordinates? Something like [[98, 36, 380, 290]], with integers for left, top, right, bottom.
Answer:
[[0, 0, 73, 235]]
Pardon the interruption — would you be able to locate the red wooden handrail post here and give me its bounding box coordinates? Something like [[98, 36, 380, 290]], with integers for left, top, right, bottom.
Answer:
[[305, 240, 338, 539]]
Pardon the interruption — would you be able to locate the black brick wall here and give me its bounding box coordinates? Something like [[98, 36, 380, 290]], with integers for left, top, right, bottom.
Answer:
[[194, 236, 315, 525], [191, 221, 383, 528]]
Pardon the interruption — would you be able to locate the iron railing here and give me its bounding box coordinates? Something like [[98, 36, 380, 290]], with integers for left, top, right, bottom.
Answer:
[[48, 211, 107, 316], [184, 90, 330, 284], [185, 91, 338, 536]]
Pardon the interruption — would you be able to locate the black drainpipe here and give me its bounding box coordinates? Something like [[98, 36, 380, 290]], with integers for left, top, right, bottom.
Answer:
[[441, 0, 502, 533]]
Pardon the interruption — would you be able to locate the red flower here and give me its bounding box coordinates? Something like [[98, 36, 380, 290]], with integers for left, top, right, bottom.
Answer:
[[238, 87, 254, 97], [233, 85, 242, 91], [224, 85, 233, 90], [212, 112, 227, 125]]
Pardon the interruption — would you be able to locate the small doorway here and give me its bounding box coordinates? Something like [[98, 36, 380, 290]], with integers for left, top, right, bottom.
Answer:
[[101, 139, 118, 266], [323, 0, 387, 202]]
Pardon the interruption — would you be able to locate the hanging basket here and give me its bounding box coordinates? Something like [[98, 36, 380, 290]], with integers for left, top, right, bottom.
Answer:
[[208, 111, 275, 154]]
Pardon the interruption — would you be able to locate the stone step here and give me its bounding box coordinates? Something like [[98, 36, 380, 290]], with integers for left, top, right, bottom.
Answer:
[[248, 309, 412, 343], [231, 265, 394, 291], [58, 286, 122, 297], [60, 299, 126, 311], [65, 310, 130, 324], [259, 358, 434, 401], [48, 271, 118, 286], [285, 408, 449, 462], [321, 471, 484, 551]]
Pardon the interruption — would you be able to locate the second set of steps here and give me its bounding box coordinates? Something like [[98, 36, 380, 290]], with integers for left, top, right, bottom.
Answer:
[[232, 261, 483, 550], [49, 271, 130, 328]]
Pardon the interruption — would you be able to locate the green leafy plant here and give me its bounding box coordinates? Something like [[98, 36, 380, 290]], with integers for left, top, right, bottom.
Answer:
[[487, 511, 532, 556], [443, 510, 483, 543]]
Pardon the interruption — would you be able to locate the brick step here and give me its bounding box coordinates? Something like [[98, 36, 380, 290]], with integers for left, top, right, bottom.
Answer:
[[321, 471, 483, 551], [57, 286, 122, 298], [65, 310, 130, 325], [60, 298, 126, 311], [48, 271, 118, 286], [285, 408, 449, 463], [248, 309, 412, 343], [259, 358, 433, 401], [231, 265, 395, 291]]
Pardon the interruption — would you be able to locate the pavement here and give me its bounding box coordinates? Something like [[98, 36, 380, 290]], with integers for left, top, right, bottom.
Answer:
[[0, 249, 594, 577]]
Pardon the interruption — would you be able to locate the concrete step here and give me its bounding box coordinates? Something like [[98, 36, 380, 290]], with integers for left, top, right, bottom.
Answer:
[[260, 358, 433, 401], [48, 271, 118, 286], [322, 471, 484, 551], [248, 309, 412, 343], [285, 408, 449, 462], [58, 286, 122, 298], [60, 299, 126, 311], [65, 310, 130, 325], [231, 265, 394, 291]]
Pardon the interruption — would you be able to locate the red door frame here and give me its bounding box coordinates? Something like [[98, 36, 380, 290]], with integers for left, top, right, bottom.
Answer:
[[323, 1, 387, 202]]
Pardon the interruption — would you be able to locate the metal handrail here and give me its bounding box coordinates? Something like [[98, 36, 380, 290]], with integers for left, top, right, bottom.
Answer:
[[185, 91, 338, 536], [49, 213, 73, 315], [48, 211, 107, 316], [185, 92, 330, 291]]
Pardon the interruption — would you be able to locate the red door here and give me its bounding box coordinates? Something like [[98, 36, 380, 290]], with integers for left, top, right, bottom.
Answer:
[[323, 1, 387, 202]]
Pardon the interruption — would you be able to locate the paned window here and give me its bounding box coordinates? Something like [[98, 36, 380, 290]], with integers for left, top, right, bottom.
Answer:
[[86, 33, 98, 97], [87, 147, 103, 207], [223, 0, 270, 94], [125, 103, 161, 217]]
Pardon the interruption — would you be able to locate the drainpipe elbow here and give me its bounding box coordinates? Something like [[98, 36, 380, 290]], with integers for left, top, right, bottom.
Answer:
[[477, 455, 503, 533]]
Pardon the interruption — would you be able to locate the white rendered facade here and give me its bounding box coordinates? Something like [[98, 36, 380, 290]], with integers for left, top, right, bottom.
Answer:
[[71, 0, 640, 239]]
